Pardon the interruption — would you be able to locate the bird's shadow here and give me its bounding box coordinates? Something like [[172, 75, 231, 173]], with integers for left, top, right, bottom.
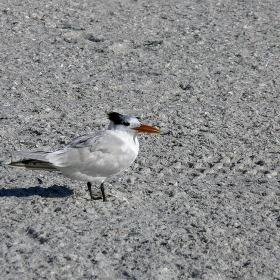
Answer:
[[0, 185, 74, 198]]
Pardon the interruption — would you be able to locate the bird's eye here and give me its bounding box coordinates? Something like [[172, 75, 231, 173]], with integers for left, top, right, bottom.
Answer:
[[122, 121, 130, 126]]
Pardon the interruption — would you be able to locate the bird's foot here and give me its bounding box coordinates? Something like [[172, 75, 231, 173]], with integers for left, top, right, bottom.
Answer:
[[89, 193, 116, 202], [89, 192, 103, 200]]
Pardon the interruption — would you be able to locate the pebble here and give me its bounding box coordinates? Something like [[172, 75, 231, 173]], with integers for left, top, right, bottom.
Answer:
[[127, 178, 135, 184]]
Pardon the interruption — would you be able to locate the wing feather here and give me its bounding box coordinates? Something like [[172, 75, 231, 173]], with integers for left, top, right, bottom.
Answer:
[[46, 130, 138, 181]]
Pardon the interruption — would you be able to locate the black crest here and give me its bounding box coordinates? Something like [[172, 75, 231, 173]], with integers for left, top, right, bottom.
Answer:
[[107, 112, 123, 125]]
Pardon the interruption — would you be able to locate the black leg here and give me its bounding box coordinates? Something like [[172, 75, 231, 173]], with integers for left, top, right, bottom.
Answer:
[[87, 182, 94, 199], [87, 182, 105, 201], [100, 182, 107, 202]]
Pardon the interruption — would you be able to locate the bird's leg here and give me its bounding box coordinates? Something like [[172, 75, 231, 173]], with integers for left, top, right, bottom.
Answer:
[[100, 182, 107, 202], [87, 182, 94, 199], [87, 182, 105, 201]]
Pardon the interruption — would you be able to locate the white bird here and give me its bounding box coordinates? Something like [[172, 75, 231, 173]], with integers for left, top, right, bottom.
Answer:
[[2, 112, 160, 201]]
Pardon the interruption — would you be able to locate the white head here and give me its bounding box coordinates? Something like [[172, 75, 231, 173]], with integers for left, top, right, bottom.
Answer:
[[107, 112, 161, 134]]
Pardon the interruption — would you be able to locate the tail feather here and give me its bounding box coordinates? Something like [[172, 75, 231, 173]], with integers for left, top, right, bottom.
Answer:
[[9, 160, 58, 171], [5, 151, 59, 171], [8, 151, 50, 161]]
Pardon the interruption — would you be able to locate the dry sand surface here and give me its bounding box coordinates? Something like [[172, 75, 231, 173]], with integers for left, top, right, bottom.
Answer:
[[1, 0, 280, 279]]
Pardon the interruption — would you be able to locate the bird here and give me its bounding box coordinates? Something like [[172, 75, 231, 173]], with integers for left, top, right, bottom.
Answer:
[[2, 112, 161, 201]]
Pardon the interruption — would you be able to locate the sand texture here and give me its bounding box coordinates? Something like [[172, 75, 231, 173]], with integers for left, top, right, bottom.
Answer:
[[1, 0, 280, 279]]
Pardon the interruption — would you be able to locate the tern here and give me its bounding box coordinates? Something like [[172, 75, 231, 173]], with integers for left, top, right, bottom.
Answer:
[[2, 112, 160, 201]]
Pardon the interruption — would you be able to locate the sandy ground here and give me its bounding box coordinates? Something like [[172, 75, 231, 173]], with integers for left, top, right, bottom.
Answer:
[[1, 0, 280, 279]]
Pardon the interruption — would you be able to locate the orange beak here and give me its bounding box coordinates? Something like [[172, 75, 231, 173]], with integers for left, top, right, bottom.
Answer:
[[132, 123, 161, 133]]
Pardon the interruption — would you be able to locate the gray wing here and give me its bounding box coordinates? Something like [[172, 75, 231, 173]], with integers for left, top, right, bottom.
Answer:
[[46, 130, 138, 180], [4, 132, 104, 171], [64, 132, 103, 148]]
